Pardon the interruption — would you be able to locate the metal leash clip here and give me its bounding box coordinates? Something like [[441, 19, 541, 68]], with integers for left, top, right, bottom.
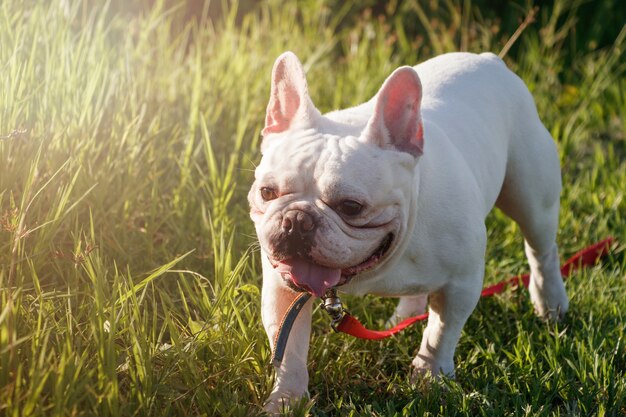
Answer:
[[321, 289, 345, 332]]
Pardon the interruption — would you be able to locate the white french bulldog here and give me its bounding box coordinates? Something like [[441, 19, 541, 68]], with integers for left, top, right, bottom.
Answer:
[[248, 51, 568, 411]]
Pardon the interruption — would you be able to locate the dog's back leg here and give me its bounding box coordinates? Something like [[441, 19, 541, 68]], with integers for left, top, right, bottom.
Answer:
[[386, 294, 428, 328], [495, 124, 568, 320]]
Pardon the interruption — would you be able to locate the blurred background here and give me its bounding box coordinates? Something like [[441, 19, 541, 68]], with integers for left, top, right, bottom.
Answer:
[[1, 1, 625, 415]]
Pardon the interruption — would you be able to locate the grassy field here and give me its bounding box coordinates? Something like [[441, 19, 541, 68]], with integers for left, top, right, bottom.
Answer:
[[1, 0, 625, 415]]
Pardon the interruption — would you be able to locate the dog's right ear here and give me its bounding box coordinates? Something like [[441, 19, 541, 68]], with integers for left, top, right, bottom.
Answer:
[[262, 52, 321, 136]]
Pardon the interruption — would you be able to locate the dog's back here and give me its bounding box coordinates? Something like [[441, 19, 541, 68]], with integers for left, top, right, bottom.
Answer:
[[415, 52, 557, 216]]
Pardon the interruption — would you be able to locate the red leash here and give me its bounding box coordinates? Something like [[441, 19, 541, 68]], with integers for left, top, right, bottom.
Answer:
[[334, 237, 615, 340], [271, 238, 615, 364]]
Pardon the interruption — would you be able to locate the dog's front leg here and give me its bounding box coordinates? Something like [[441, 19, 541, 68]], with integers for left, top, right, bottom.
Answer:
[[261, 257, 313, 412], [412, 276, 482, 379]]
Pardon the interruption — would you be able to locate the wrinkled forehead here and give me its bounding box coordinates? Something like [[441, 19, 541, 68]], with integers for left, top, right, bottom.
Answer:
[[256, 129, 394, 195], [259, 129, 328, 174]]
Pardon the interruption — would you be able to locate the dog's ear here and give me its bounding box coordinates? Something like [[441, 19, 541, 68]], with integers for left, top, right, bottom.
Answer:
[[262, 52, 321, 136], [362, 67, 424, 157]]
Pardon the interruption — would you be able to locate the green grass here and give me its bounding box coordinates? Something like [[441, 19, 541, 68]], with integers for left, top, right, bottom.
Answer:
[[1, 0, 625, 415]]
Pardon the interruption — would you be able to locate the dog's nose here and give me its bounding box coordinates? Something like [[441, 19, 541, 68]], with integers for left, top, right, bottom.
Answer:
[[281, 210, 315, 236]]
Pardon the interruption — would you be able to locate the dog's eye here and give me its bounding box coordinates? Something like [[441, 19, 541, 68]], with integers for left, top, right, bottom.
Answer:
[[260, 187, 278, 201], [337, 200, 364, 217]]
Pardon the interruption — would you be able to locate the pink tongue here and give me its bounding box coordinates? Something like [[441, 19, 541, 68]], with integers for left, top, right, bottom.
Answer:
[[275, 259, 342, 297]]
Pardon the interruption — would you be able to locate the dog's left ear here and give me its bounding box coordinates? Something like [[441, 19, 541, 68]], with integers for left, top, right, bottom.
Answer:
[[262, 52, 321, 136], [362, 67, 424, 157]]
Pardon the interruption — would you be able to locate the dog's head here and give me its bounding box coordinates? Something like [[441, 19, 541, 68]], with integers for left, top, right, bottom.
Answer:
[[249, 52, 424, 296]]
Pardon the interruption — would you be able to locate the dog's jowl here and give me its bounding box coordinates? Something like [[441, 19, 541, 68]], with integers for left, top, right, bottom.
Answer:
[[248, 51, 567, 412]]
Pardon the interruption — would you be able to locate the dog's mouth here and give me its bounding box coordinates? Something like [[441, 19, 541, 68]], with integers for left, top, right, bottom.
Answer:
[[271, 233, 394, 297], [340, 233, 394, 279]]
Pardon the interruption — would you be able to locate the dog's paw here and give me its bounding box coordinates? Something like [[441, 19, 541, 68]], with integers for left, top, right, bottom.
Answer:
[[528, 274, 569, 321], [263, 390, 311, 415], [410, 355, 454, 384], [533, 301, 568, 321]]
